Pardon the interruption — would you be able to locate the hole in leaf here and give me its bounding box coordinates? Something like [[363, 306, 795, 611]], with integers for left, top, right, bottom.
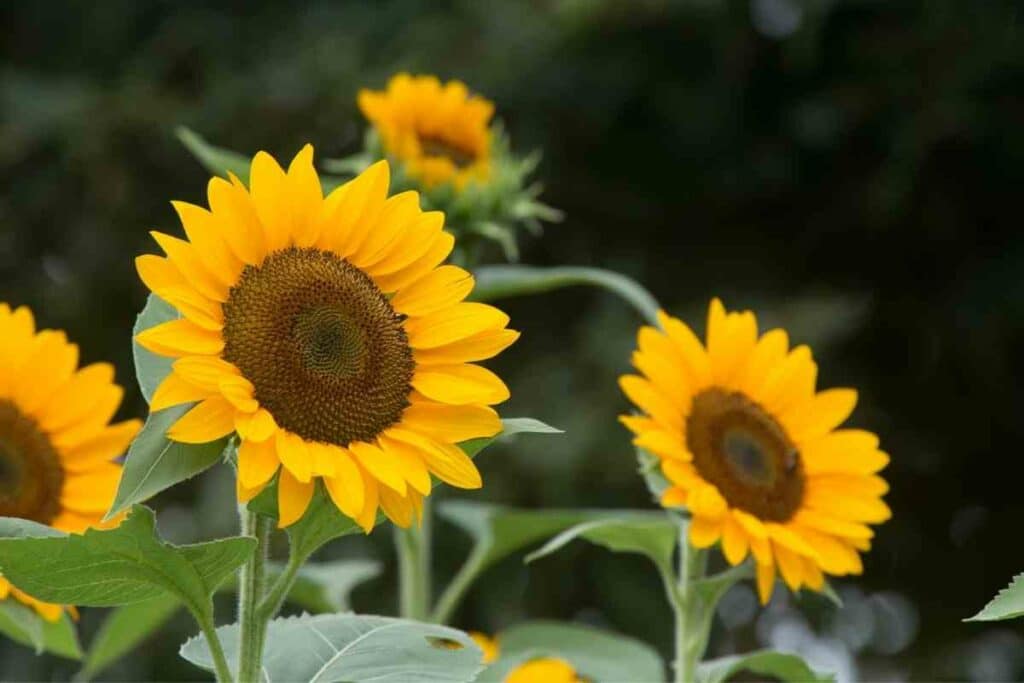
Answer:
[[426, 636, 465, 651]]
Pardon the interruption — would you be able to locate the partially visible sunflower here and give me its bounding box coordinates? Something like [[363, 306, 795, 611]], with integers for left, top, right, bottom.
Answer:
[[469, 631, 500, 664], [620, 299, 890, 604], [135, 147, 517, 529], [0, 304, 139, 620], [358, 74, 494, 190], [505, 658, 585, 683]]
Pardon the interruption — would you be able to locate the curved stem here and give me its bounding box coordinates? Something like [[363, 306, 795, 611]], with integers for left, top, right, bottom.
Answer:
[[431, 547, 486, 625], [257, 550, 303, 622], [237, 509, 272, 683], [395, 503, 432, 621], [664, 518, 709, 683], [195, 608, 233, 683]]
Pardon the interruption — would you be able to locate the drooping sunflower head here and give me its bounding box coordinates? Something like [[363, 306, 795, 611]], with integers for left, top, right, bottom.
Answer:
[[135, 146, 517, 529], [358, 73, 494, 190], [620, 299, 891, 604], [0, 304, 140, 620]]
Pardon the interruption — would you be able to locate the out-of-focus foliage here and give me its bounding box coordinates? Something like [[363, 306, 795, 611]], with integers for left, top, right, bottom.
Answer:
[[2, 0, 1023, 680]]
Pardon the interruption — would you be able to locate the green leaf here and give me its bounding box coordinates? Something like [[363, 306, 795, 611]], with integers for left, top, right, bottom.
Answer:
[[0, 516, 65, 539], [280, 559, 382, 613], [475, 621, 665, 683], [76, 594, 180, 681], [460, 417, 562, 458], [438, 502, 613, 573], [176, 126, 254, 183], [967, 572, 1024, 622], [132, 293, 178, 403], [180, 613, 484, 682], [525, 514, 678, 572], [0, 600, 81, 660], [106, 406, 228, 519], [696, 650, 835, 683], [0, 506, 254, 619], [471, 265, 661, 326]]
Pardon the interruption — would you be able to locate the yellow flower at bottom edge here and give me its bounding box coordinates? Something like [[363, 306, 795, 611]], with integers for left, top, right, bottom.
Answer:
[[0, 304, 140, 620], [358, 73, 494, 190], [505, 658, 585, 683], [469, 631, 500, 664], [135, 147, 518, 529], [620, 299, 891, 604]]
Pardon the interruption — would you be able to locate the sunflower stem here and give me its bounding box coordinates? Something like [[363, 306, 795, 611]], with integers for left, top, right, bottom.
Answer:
[[196, 607, 234, 683], [666, 517, 709, 683], [395, 502, 432, 621], [237, 507, 272, 683], [431, 546, 487, 624]]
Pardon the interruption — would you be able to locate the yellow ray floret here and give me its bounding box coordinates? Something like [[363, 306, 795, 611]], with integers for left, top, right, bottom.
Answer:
[[0, 304, 140, 620], [358, 73, 494, 190], [136, 146, 517, 530], [620, 299, 890, 604], [505, 658, 585, 683]]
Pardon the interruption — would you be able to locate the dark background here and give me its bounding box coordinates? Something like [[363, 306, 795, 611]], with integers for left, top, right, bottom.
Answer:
[[2, 1, 1023, 680]]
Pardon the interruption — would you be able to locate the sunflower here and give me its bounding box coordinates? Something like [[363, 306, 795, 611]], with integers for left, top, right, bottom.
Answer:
[[505, 658, 585, 683], [358, 74, 494, 190], [135, 146, 517, 529], [469, 631, 500, 664], [0, 304, 139, 620], [620, 299, 890, 604]]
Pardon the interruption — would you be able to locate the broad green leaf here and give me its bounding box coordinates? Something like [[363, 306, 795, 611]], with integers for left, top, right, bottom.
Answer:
[[967, 572, 1024, 622], [106, 406, 228, 519], [525, 514, 677, 571], [77, 594, 180, 681], [460, 417, 562, 458], [180, 613, 484, 682], [0, 506, 254, 618], [0, 600, 81, 660], [0, 516, 65, 539], [696, 650, 835, 683], [471, 265, 661, 326], [176, 127, 253, 184], [283, 559, 382, 613], [132, 293, 177, 402], [476, 620, 664, 683]]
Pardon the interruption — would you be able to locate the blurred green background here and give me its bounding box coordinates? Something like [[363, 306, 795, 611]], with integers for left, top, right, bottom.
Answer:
[[2, 0, 1023, 680]]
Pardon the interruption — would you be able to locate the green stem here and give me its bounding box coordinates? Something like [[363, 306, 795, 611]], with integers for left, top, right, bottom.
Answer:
[[664, 518, 709, 683], [395, 502, 432, 621], [195, 608, 234, 683], [431, 547, 486, 625], [237, 508, 272, 683], [257, 550, 304, 622]]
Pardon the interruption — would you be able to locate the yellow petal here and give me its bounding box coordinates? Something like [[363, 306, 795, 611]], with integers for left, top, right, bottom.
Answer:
[[172, 356, 240, 391], [151, 372, 212, 412], [781, 389, 858, 443], [248, 151, 293, 253], [721, 514, 749, 565], [413, 328, 519, 365], [318, 160, 390, 257], [235, 408, 278, 442], [660, 487, 687, 509], [61, 463, 121, 513], [370, 211, 445, 275], [348, 440, 407, 495], [633, 429, 689, 461], [792, 510, 873, 540], [804, 487, 891, 524], [12, 330, 78, 413], [378, 436, 432, 495], [286, 144, 324, 248], [738, 328, 789, 396], [356, 473, 379, 533], [373, 230, 454, 293], [63, 419, 141, 473], [136, 318, 224, 357], [400, 402, 501, 443], [687, 484, 728, 519], [350, 190, 421, 269], [405, 303, 509, 349], [171, 200, 244, 287], [618, 375, 683, 432], [688, 516, 723, 548], [387, 428, 482, 489], [35, 363, 115, 433], [322, 448, 365, 518], [801, 429, 886, 475], [206, 175, 267, 265], [390, 265, 474, 317], [755, 345, 817, 415], [756, 562, 776, 604], [167, 395, 236, 443], [50, 386, 124, 450], [237, 438, 280, 489], [219, 375, 258, 412], [411, 364, 509, 406], [150, 231, 229, 302], [277, 469, 315, 527], [378, 486, 414, 528], [773, 542, 805, 590], [657, 309, 712, 389], [275, 431, 313, 483]]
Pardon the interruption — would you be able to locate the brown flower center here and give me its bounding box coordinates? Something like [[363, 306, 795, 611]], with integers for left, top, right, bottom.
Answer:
[[686, 388, 804, 522], [419, 135, 477, 169], [222, 247, 415, 446], [0, 400, 64, 524]]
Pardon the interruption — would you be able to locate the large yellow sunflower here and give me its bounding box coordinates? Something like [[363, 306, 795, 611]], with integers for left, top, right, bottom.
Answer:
[[0, 304, 139, 620], [620, 299, 890, 604], [135, 146, 517, 529], [358, 73, 494, 190]]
